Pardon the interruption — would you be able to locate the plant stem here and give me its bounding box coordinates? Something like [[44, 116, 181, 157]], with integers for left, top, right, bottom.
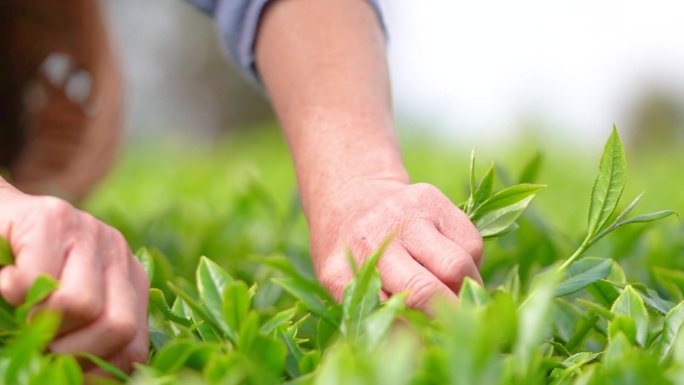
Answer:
[[558, 235, 592, 272]]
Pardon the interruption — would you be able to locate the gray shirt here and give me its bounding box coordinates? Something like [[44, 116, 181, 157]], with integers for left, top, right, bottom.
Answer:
[[186, 0, 385, 85]]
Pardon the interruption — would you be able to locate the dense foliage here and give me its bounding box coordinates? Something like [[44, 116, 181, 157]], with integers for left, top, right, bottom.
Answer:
[[0, 127, 682, 384]]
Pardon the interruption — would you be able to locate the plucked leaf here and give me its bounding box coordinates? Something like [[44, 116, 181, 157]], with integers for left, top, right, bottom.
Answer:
[[15, 275, 59, 323], [470, 184, 546, 221], [474, 195, 536, 238], [472, 163, 495, 208], [0, 235, 13, 266]]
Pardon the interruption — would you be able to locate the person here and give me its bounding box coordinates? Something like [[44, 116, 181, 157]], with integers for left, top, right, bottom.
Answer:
[[0, 0, 484, 374]]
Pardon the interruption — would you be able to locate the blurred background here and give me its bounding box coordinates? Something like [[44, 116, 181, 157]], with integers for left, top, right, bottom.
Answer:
[[105, 0, 684, 150]]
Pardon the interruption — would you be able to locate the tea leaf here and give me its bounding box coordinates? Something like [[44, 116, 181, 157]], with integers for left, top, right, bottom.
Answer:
[[260, 308, 297, 335], [614, 210, 678, 228], [654, 302, 684, 362], [196, 256, 234, 325], [222, 281, 251, 339], [459, 277, 491, 308], [274, 277, 338, 327], [555, 258, 612, 297], [610, 286, 648, 347], [0, 234, 13, 266], [74, 352, 129, 381], [341, 242, 387, 340], [518, 151, 543, 184], [587, 126, 626, 238], [470, 184, 545, 221], [474, 195, 536, 238], [15, 275, 59, 323], [149, 288, 193, 327], [361, 293, 407, 351], [472, 162, 495, 209]]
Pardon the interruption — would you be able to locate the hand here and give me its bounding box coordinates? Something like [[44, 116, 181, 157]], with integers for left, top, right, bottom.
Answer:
[[309, 180, 483, 311], [0, 182, 149, 374]]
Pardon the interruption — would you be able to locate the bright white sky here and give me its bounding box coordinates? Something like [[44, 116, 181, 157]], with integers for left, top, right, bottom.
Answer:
[[384, 1, 684, 145]]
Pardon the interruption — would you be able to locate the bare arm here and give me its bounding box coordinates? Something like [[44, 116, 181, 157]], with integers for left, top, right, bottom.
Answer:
[[256, 0, 483, 309]]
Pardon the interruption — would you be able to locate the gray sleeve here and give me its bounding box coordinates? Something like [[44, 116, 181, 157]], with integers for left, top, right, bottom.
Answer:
[[186, 0, 386, 86]]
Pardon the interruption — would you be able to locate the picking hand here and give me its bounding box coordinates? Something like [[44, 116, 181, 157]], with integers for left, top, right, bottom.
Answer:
[[310, 180, 483, 311], [0, 182, 149, 373]]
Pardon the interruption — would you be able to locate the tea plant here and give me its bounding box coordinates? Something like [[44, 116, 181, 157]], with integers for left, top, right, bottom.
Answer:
[[0, 126, 681, 384]]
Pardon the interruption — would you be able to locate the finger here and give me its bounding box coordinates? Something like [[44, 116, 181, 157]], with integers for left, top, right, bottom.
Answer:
[[34, 241, 105, 335], [50, 259, 138, 360], [432, 204, 484, 268], [0, 224, 68, 306], [93, 259, 150, 374], [316, 250, 356, 303], [403, 223, 483, 292], [378, 244, 458, 312]]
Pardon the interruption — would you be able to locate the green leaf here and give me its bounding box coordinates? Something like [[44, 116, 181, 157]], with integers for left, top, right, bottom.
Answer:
[[222, 281, 251, 340], [555, 258, 612, 297], [576, 299, 614, 321], [260, 307, 297, 335], [75, 352, 129, 381], [150, 339, 199, 373], [474, 195, 536, 238], [149, 288, 193, 327], [459, 277, 491, 308], [167, 281, 237, 343], [654, 301, 684, 362], [249, 255, 334, 303], [0, 234, 13, 266], [515, 270, 560, 371], [341, 241, 387, 340], [587, 126, 626, 237], [518, 151, 543, 184], [134, 247, 155, 282], [361, 293, 407, 351], [472, 162, 495, 209], [470, 183, 546, 221], [503, 265, 521, 303], [15, 275, 59, 323], [196, 256, 234, 328], [609, 315, 638, 346], [653, 266, 684, 301], [274, 277, 338, 327], [610, 285, 648, 347], [466, 148, 476, 214], [614, 210, 679, 228]]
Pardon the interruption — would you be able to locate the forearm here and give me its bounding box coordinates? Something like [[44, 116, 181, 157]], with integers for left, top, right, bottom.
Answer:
[[255, 0, 409, 227]]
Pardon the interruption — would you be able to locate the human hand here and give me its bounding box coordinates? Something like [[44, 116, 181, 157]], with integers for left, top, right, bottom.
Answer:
[[309, 180, 483, 311], [0, 182, 149, 374]]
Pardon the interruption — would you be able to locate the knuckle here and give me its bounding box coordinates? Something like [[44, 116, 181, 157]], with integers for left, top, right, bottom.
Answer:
[[403, 274, 440, 309], [39, 196, 74, 220], [463, 232, 484, 262], [52, 290, 103, 321], [103, 312, 137, 344], [318, 266, 346, 302]]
